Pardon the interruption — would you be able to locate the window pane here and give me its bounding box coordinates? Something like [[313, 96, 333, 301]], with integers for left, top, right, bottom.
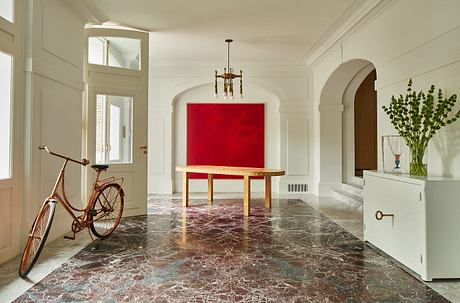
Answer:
[[95, 95, 105, 164], [88, 37, 105, 65], [0, 52, 12, 179], [109, 105, 120, 161], [95, 94, 133, 164], [88, 37, 140, 70], [0, 0, 13, 22]]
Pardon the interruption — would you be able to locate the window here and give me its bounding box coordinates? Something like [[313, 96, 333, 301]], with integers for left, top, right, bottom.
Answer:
[[96, 94, 133, 164], [0, 0, 13, 22], [0, 51, 12, 179], [88, 37, 140, 70]]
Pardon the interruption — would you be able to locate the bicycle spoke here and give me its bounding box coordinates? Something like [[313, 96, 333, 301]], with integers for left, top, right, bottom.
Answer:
[[19, 201, 56, 277], [90, 184, 124, 238]]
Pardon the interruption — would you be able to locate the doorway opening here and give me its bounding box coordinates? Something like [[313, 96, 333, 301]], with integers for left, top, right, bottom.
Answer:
[[354, 69, 377, 176]]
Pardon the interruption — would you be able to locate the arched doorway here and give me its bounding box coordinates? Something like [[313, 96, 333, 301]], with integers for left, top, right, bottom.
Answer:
[[317, 59, 376, 196]]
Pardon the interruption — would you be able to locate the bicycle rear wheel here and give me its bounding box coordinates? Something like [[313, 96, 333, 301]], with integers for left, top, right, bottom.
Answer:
[[19, 200, 56, 278], [90, 183, 124, 238]]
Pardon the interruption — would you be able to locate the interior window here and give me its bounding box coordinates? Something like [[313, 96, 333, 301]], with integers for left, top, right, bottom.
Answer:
[[88, 37, 140, 70], [0, 51, 12, 179], [0, 0, 13, 22], [96, 94, 133, 164]]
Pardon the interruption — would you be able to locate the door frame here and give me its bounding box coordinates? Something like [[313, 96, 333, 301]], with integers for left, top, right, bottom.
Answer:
[[83, 27, 149, 217], [0, 1, 26, 264]]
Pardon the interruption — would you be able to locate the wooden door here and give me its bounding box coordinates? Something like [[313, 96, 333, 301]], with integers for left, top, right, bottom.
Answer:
[[354, 69, 377, 176]]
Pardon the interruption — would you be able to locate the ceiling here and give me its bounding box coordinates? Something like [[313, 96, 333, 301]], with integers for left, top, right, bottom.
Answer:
[[88, 0, 363, 63]]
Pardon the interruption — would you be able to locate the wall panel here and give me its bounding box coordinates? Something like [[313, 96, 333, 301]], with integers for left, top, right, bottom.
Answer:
[[0, 188, 12, 253], [287, 119, 309, 176], [149, 118, 165, 175]]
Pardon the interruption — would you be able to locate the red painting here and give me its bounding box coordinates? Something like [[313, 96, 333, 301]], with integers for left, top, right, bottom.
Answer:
[[187, 103, 265, 179]]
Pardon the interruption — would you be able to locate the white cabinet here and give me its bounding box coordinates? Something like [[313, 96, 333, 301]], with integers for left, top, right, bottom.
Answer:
[[363, 171, 460, 281]]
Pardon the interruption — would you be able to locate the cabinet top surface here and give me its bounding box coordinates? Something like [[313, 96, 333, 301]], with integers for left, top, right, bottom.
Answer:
[[364, 170, 460, 184]]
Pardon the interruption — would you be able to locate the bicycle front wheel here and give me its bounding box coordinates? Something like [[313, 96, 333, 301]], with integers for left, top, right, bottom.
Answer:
[[90, 183, 124, 238], [19, 200, 56, 278]]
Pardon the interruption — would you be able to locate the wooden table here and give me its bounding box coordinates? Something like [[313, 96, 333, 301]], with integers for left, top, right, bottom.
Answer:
[[175, 165, 285, 216]]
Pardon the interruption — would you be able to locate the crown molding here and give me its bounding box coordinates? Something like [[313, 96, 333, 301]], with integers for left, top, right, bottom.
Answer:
[[303, 0, 393, 66], [62, 0, 108, 24]]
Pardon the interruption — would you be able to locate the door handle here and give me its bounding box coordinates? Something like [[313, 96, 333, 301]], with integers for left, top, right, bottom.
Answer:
[[139, 145, 147, 154]]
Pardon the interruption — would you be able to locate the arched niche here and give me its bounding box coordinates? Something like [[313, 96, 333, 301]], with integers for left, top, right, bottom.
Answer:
[[171, 82, 282, 193]]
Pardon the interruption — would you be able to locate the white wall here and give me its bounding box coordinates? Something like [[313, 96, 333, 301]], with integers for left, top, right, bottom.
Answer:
[[148, 58, 312, 194], [22, 0, 86, 245], [310, 0, 460, 194]]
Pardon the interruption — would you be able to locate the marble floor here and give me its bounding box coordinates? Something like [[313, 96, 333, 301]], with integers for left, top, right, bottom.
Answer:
[[1, 193, 460, 302]]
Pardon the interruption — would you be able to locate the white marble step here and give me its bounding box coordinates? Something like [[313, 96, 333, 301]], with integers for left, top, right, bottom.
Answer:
[[342, 182, 363, 196], [352, 176, 364, 186], [331, 181, 363, 211]]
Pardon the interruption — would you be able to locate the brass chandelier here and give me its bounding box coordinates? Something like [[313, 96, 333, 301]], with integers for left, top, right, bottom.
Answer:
[[214, 39, 243, 99]]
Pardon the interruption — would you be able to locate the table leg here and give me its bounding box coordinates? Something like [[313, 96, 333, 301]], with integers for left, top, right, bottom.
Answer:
[[265, 176, 271, 209], [208, 173, 213, 204], [244, 175, 251, 216], [182, 172, 189, 207]]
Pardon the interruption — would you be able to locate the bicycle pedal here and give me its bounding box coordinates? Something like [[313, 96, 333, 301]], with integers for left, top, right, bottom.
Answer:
[[88, 209, 97, 216], [64, 234, 75, 240]]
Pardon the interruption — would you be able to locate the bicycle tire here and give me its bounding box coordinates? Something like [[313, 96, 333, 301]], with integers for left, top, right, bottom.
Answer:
[[19, 200, 56, 278], [90, 183, 124, 238]]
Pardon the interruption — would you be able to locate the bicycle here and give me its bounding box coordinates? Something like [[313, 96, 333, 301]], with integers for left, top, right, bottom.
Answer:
[[19, 145, 125, 278]]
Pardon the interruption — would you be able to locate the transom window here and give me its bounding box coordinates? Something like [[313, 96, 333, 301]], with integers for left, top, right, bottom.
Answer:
[[88, 37, 141, 70]]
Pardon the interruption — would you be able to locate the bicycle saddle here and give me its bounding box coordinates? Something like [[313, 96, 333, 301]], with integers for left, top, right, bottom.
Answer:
[[91, 164, 109, 172]]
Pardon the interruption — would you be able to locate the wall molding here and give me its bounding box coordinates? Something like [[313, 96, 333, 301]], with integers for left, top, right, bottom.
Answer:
[[62, 0, 108, 24], [304, 0, 392, 66], [24, 57, 84, 91], [318, 104, 344, 112]]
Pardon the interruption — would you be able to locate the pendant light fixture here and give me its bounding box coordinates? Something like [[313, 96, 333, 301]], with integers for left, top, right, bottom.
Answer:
[[214, 39, 243, 99]]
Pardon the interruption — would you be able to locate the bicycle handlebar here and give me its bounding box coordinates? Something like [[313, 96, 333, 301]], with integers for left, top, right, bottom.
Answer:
[[39, 145, 90, 166]]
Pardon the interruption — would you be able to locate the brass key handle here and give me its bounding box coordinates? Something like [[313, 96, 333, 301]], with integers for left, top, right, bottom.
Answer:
[[375, 210, 394, 220]]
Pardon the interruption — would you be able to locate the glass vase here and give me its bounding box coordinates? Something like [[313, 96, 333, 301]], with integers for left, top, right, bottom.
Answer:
[[409, 146, 427, 176]]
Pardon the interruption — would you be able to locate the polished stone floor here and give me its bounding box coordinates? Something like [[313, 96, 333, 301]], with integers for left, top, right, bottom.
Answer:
[[2, 194, 456, 302]]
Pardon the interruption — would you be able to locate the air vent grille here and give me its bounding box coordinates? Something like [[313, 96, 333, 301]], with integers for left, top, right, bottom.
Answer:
[[288, 184, 308, 192]]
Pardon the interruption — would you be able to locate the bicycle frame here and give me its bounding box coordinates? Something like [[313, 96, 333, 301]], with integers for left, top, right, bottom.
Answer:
[[40, 145, 122, 233]]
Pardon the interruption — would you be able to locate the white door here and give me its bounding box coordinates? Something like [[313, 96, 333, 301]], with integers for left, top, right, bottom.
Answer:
[[84, 28, 148, 217], [87, 90, 147, 216]]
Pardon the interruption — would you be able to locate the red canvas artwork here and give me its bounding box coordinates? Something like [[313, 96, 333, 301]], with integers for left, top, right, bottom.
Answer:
[[187, 103, 265, 179]]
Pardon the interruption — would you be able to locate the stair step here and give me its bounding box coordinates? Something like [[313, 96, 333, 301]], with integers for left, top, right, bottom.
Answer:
[[342, 183, 363, 196], [352, 176, 364, 186], [331, 189, 363, 210]]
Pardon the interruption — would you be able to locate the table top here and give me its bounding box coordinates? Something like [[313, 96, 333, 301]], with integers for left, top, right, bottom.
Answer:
[[176, 165, 285, 177]]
